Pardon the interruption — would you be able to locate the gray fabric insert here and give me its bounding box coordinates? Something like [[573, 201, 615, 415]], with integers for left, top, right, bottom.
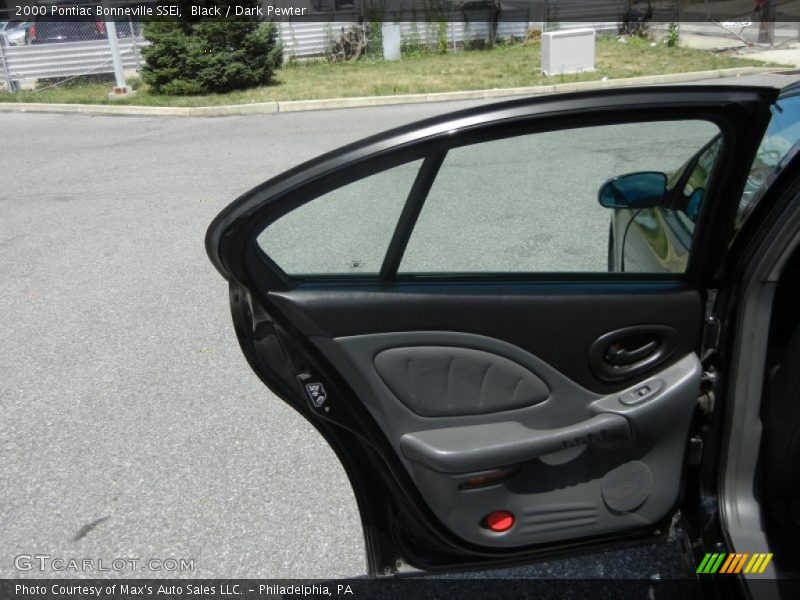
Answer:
[[373, 346, 550, 417]]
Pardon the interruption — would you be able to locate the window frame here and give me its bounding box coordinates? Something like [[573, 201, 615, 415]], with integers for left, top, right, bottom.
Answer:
[[255, 157, 427, 278], [232, 96, 771, 292]]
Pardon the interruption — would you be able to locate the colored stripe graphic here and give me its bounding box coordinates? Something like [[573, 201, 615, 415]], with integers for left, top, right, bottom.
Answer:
[[697, 553, 723, 574], [720, 554, 736, 573], [698, 552, 773, 574], [733, 553, 749, 573], [744, 554, 757, 573], [696, 553, 713, 574], [710, 553, 726, 573], [759, 553, 773, 573]]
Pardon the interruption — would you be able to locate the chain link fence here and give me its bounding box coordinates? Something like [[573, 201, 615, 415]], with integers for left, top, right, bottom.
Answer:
[[0, 14, 144, 92]]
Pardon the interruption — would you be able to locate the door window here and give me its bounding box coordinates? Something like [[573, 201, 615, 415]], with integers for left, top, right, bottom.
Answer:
[[256, 160, 423, 276], [399, 121, 720, 274], [256, 120, 723, 279]]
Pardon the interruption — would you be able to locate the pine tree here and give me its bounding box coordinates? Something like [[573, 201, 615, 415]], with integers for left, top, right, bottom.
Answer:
[[141, 1, 283, 95]]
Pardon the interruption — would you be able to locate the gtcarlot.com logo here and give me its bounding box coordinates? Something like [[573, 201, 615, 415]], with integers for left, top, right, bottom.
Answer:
[[14, 554, 194, 573], [696, 552, 773, 574]]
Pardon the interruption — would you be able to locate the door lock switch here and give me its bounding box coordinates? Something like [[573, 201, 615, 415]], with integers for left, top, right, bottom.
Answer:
[[619, 379, 663, 406]]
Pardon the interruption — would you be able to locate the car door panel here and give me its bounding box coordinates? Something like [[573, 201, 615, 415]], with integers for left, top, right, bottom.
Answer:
[[307, 328, 700, 548], [272, 281, 703, 548], [207, 87, 778, 573], [268, 282, 702, 394]]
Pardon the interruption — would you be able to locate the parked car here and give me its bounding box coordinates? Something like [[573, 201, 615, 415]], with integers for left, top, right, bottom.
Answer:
[[27, 20, 107, 44], [603, 82, 800, 274], [23, 18, 140, 45], [207, 84, 800, 592], [0, 21, 32, 46]]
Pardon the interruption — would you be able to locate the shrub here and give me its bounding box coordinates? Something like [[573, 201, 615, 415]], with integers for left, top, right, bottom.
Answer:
[[363, 1, 385, 58], [327, 26, 366, 63], [141, 1, 283, 95], [621, 0, 653, 39], [665, 22, 679, 47], [437, 22, 448, 54]]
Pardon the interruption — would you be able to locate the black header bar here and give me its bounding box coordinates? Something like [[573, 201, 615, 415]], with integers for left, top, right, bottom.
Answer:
[[5, 578, 800, 600], [1, 578, 700, 600]]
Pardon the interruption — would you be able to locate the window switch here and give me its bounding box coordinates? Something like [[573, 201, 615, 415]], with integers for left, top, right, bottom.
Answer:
[[619, 380, 663, 406]]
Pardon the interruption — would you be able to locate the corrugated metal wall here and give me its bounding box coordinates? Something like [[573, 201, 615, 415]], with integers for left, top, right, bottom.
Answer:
[[2, 38, 141, 81], [278, 19, 618, 59], [274, 0, 623, 57], [280, 20, 358, 58]]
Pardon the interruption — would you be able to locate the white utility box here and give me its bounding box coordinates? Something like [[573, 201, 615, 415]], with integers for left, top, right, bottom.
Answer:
[[382, 24, 402, 61], [541, 28, 596, 76]]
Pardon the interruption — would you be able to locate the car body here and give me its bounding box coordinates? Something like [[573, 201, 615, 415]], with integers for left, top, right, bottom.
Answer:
[[606, 83, 800, 275], [206, 84, 800, 593], [27, 20, 107, 44], [0, 21, 32, 46]]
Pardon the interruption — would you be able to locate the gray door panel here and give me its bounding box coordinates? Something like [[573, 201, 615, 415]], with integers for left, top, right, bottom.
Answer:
[[313, 331, 701, 548], [374, 345, 551, 417]]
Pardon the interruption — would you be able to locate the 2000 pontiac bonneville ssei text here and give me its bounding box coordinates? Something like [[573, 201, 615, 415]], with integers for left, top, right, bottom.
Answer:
[[206, 84, 800, 591]]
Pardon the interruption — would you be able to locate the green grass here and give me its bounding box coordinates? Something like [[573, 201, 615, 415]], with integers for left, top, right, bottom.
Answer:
[[0, 37, 785, 107]]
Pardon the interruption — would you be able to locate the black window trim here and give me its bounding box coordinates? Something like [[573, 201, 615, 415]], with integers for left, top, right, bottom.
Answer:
[[379, 152, 447, 282], [217, 89, 776, 293], [252, 114, 734, 286]]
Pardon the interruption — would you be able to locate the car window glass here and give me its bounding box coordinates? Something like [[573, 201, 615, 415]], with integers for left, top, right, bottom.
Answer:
[[738, 93, 800, 231], [673, 136, 723, 233], [399, 121, 720, 274], [256, 160, 422, 276]]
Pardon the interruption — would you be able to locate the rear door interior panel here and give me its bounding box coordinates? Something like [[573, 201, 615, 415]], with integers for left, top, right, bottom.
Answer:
[[207, 86, 777, 571], [273, 285, 702, 547]]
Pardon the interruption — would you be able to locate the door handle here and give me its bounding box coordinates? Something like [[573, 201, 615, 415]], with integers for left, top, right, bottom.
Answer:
[[589, 325, 678, 381], [605, 339, 658, 366], [400, 414, 632, 473]]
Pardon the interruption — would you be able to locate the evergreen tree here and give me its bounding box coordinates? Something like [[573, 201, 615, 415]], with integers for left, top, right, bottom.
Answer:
[[141, 1, 283, 95]]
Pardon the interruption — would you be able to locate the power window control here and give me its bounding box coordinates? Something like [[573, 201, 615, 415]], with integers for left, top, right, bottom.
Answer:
[[619, 380, 663, 406]]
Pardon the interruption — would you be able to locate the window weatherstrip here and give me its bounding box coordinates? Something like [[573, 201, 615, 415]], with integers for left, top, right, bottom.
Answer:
[[379, 152, 447, 282]]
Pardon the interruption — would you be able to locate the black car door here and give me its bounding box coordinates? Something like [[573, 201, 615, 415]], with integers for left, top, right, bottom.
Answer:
[[206, 86, 777, 575]]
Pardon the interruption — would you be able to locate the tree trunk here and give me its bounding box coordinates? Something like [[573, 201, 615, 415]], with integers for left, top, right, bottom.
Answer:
[[487, 2, 500, 49], [758, 0, 777, 45]]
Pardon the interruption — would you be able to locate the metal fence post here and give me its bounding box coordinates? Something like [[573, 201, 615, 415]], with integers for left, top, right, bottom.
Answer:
[[100, 0, 128, 92], [129, 16, 142, 74], [0, 32, 16, 93], [106, 21, 127, 90]]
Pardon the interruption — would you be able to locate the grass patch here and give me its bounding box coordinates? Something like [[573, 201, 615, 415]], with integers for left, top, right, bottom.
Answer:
[[0, 37, 785, 107]]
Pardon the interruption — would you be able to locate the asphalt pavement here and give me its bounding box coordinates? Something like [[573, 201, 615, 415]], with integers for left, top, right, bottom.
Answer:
[[1, 72, 798, 579]]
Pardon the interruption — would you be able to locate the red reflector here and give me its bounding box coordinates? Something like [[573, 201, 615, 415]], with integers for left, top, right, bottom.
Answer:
[[485, 511, 515, 532]]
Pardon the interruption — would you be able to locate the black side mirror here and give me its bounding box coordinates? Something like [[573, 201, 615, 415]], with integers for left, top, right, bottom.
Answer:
[[598, 171, 668, 209]]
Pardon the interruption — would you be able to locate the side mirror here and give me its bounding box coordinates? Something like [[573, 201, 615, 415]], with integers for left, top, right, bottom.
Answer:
[[598, 171, 668, 209]]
